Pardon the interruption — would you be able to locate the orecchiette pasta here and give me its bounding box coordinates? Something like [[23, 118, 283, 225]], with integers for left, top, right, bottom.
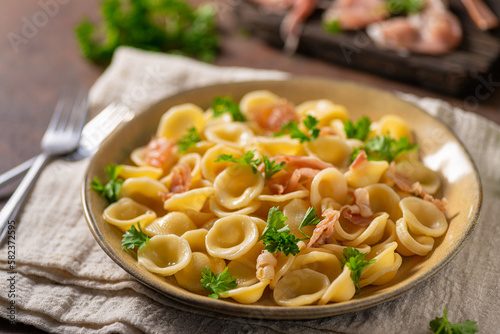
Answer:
[[95, 90, 449, 307]]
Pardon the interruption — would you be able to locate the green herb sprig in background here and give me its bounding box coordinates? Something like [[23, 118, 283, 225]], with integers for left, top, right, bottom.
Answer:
[[215, 150, 261, 173], [91, 163, 123, 203], [429, 308, 478, 334], [387, 0, 424, 15], [75, 0, 219, 64], [298, 207, 321, 238]]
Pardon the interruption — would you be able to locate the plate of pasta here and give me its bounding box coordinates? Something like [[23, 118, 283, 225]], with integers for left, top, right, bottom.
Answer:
[[82, 78, 481, 319]]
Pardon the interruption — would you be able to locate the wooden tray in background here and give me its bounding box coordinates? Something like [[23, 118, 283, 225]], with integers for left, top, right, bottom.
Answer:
[[235, 0, 500, 96]]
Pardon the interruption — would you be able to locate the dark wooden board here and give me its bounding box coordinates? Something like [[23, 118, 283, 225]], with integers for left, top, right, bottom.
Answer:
[[236, 0, 500, 96]]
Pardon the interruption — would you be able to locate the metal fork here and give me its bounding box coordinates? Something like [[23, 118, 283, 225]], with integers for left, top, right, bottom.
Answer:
[[0, 103, 133, 191], [0, 91, 88, 244]]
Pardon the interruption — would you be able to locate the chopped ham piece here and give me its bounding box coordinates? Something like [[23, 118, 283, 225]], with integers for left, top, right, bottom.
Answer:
[[161, 163, 192, 201], [145, 137, 175, 169], [461, 0, 498, 30], [323, 0, 389, 30], [256, 250, 278, 282], [307, 209, 340, 248], [387, 162, 447, 213], [251, 99, 299, 132]]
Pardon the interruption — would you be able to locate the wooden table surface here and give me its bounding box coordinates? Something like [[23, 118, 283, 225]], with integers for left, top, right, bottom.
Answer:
[[0, 0, 499, 332]]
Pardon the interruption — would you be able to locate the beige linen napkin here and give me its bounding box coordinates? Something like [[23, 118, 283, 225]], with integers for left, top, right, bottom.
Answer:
[[1, 46, 499, 333]]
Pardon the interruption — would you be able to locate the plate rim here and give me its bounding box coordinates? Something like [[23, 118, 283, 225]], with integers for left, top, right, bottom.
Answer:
[[82, 77, 483, 319]]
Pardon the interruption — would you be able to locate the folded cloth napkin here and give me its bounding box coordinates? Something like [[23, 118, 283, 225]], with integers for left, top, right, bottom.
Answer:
[[1, 46, 499, 334]]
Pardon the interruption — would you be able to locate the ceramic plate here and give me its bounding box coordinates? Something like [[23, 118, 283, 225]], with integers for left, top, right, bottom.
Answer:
[[82, 78, 482, 319]]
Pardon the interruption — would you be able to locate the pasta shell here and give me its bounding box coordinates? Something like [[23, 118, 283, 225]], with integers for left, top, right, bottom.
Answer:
[[103, 198, 156, 232], [163, 187, 214, 212], [221, 280, 269, 304], [174, 252, 226, 293], [119, 165, 163, 180], [395, 151, 441, 194], [201, 144, 242, 182], [227, 260, 259, 287], [319, 243, 371, 260], [364, 184, 403, 222], [344, 160, 389, 188], [137, 235, 192, 276], [181, 229, 208, 253], [359, 242, 402, 287], [395, 218, 435, 256], [144, 212, 196, 237], [374, 114, 413, 141], [343, 212, 389, 247], [318, 265, 356, 304], [156, 103, 206, 140], [296, 99, 349, 124], [290, 251, 342, 282], [239, 90, 280, 117], [205, 215, 259, 260], [273, 268, 330, 306], [214, 165, 264, 210], [400, 197, 448, 237], [305, 136, 352, 168], [310, 168, 348, 209], [283, 198, 315, 239], [254, 136, 305, 157], [120, 177, 168, 214], [204, 122, 254, 148], [209, 198, 261, 218]]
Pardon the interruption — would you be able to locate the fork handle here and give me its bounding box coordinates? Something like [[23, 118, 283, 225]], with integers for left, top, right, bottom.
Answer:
[[0, 153, 51, 245], [0, 157, 35, 189]]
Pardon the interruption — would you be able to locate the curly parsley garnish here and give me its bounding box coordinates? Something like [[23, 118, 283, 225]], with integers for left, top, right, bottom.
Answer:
[[298, 207, 321, 238], [201, 267, 238, 299], [75, 0, 219, 64], [323, 19, 342, 34], [274, 115, 320, 143], [215, 150, 261, 173], [91, 163, 123, 203], [177, 127, 201, 153], [259, 207, 301, 256], [352, 135, 418, 163], [261, 156, 286, 179], [429, 308, 478, 334], [387, 0, 424, 15], [341, 247, 376, 293], [344, 116, 371, 141], [212, 96, 246, 122], [122, 223, 150, 250]]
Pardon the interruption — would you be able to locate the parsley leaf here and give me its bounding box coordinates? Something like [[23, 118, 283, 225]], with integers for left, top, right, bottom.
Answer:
[[122, 222, 150, 250], [201, 267, 238, 299], [91, 163, 123, 203], [341, 247, 375, 293], [212, 96, 246, 122], [259, 207, 301, 256], [274, 115, 320, 143], [387, 0, 424, 15], [356, 135, 418, 162], [429, 309, 478, 334], [177, 126, 201, 153], [344, 116, 371, 141], [215, 150, 261, 173], [323, 19, 342, 34], [261, 156, 286, 179], [75, 0, 219, 64], [298, 207, 321, 238]]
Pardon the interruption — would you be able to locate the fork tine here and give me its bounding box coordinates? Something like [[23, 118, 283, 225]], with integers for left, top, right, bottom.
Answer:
[[45, 94, 66, 133], [65, 89, 88, 134]]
